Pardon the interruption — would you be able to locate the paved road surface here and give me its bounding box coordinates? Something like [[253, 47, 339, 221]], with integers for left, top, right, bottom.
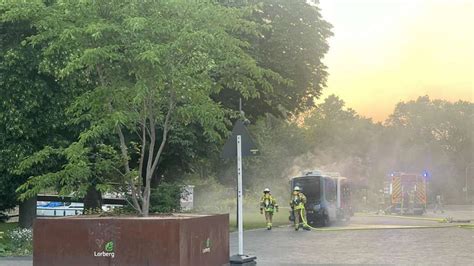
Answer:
[[230, 210, 474, 265], [231, 226, 474, 265]]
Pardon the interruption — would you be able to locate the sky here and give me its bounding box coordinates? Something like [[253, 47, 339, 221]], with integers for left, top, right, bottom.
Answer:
[[318, 0, 473, 122]]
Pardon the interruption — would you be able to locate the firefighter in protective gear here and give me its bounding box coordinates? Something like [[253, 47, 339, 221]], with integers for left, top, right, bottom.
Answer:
[[260, 188, 278, 230], [290, 186, 310, 231]]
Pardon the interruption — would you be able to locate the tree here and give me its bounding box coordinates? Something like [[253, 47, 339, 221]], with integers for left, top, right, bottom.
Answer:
[[9, 0, 279, 216], [217, 0, 333, 119], [0, 12, 86, 225]]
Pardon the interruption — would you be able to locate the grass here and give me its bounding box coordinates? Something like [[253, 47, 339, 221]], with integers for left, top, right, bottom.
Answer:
[[0, 222, 20, 256], [0, 223, 18, 245], [229, 208, 292, 231]]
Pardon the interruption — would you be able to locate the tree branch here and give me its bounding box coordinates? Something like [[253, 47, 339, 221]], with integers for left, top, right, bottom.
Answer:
[[116, 125, 142, 214], [138, 114, 146, 197], [110, 188, 141, 213], [150, 96, 175, 174], [96, 63, 142, 212], [142, 98, 157, 215]]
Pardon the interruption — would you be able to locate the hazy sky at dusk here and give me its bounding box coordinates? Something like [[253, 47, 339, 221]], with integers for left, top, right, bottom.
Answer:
[[318, 0, 473, 122]]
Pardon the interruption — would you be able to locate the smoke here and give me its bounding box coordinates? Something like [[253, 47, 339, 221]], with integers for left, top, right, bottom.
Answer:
[[188, 97, 473, 213], [241, 97, 472, 206]]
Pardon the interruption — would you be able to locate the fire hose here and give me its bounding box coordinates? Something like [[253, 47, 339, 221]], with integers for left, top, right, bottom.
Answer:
[[293, 207, 470, 232], [294, 205, 318, 230]]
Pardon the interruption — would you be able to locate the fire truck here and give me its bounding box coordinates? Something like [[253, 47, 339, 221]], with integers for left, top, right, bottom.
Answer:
[[387, 172, 427, 215]]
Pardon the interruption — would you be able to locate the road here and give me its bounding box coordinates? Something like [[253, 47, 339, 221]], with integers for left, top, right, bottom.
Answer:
[[230, 208, 474, 265]]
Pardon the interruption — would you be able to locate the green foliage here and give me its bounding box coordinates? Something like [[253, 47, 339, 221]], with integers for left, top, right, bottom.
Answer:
[[241, 114, 307, 195], [217, 0, 333, 118], [0, 12, 86, 213], [0, 227, 32, 257], [3, 0, 281, 216], [82, 207, 104, 216], [149, 182, 183, 213], [15, 142, 120, 201]]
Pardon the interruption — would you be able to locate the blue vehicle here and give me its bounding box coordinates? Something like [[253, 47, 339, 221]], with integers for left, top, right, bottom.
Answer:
[[290, 170, 338, 227]]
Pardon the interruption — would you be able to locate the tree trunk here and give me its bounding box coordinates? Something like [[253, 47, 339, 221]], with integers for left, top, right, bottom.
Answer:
[[19, 196, 36, 228], [84, 186, 102, 212]]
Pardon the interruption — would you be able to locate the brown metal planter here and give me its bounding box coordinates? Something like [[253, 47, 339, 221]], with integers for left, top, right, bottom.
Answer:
[[33, 214, 229, 266]]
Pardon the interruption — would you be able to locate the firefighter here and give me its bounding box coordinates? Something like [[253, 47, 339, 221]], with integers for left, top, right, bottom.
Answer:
[[290, 186, 310, 231], [260, 188, 278, 230]]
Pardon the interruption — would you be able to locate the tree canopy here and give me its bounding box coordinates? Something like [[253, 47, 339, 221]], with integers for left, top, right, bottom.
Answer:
[[0, 16, 84, 217], [4, 0, 284, 216], [2, 0, 471, 220], [217, 0, 333, 119]]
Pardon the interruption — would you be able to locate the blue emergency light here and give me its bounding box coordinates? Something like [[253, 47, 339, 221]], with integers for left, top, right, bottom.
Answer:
[[422, 170, 430, 179]]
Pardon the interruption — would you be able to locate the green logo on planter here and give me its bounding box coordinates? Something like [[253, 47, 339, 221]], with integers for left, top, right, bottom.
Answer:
[[202, 238, 211, 253], [94, 240, 115, 259], [105, 241, 114, 252]]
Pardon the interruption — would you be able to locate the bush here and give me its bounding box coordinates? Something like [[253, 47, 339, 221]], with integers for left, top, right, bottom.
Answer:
[[0, 228, 33, 256], [149, 182, 183, 213]]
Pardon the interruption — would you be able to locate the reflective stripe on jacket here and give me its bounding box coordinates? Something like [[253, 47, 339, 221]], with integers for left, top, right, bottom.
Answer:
[[260, 194, 278, 212]]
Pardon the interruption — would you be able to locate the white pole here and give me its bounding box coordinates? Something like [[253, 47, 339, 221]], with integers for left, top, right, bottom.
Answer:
[[237, 135, 243, 255]]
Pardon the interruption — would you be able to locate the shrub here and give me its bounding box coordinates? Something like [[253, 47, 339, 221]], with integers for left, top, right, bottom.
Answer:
[[149, 182, 183, 213], [0, 228, 33, 256]]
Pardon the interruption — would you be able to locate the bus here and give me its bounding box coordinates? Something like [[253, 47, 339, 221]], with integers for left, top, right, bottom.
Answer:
[[291, 170, 351, 226]]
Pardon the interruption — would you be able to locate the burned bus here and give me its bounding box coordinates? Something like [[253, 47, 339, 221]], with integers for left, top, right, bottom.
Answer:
[[290, 170, 334, 226], [290, 170, 352, 226]]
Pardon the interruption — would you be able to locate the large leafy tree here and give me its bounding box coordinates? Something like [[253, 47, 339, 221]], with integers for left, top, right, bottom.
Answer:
[[8, 0, 279, 216], [217, 0, 332, 119], [0, 12, 84, 225]]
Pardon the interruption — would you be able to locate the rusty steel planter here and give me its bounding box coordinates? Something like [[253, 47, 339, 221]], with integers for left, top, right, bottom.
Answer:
[[33, 214, 229, 266]]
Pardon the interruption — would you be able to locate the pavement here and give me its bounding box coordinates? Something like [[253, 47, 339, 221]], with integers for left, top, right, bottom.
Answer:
[[230, 207, 474, 265], [1, 206, 473, 265], [230, 225, 474, 265], [0, 257, 31, 266]]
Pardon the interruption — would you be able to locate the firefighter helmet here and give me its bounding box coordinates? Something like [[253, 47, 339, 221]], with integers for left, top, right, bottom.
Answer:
[[263, 188, 270, 193], [294, 186, 301, 191]]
